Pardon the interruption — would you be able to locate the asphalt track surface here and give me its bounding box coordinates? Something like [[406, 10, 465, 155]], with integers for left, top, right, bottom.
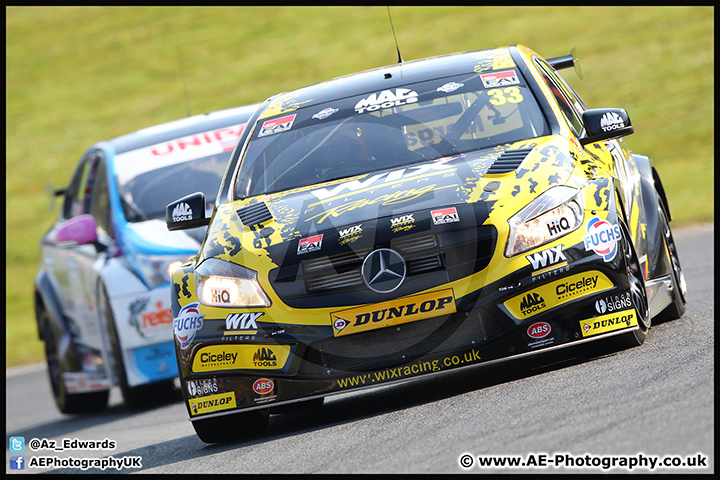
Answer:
[[5, 224, 713, 474]]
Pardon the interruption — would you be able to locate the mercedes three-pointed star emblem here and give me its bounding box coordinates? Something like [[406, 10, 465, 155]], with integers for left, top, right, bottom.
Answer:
[[361, 248, 407, 293]]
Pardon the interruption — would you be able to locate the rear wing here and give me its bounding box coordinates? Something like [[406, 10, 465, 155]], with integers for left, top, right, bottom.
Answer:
[[547, 47, 583, 79]]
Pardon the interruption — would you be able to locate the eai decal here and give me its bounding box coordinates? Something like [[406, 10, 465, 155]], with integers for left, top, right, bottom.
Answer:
[[258, 114, 296, 137], [297, 234, 323, 255], [480, 70, 520, 88], [173, 302, 205, 350], [582, 216, 622, 262], [431, 207, 460, 225]]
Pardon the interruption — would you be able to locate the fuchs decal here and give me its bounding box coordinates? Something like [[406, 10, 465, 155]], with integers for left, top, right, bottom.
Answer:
[[173, 302, 205, 350], [355, 88, 418, 114], [297, 234, 323, 255], [480, 69, 520, 88], [582, 216, 622, 262], [431, 207, 459, 225], [258, 114, 296, 137]]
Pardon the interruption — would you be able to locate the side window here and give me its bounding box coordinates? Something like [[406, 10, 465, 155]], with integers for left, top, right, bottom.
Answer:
[[61, 159, 88, 220], [61, 152, 100, 220], [534, 58, 585, 137], [89, 156, 112, 237]]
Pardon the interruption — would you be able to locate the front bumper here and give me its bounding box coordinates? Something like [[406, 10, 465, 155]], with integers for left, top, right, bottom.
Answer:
[[174, 212, 640, 421]]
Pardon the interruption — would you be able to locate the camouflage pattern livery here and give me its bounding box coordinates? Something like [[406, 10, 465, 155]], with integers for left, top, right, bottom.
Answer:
[[167, 45, 686, 442]]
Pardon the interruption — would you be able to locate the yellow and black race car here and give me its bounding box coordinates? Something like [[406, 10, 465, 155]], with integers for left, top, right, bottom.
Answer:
[[166, 45, 686, 443]]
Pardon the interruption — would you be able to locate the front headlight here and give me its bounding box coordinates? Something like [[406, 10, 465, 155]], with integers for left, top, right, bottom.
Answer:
[[136, 253, 195, 289], [505, 186, 584, 257], [195, 258, 271, 307]]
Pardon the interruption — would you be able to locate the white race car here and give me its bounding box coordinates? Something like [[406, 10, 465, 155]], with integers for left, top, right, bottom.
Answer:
[[34, 104, 259, 412]]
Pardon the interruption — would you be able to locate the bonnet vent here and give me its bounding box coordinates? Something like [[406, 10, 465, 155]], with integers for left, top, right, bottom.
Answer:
[[236, 202, 273, 227], [487, 148, 534, 174]]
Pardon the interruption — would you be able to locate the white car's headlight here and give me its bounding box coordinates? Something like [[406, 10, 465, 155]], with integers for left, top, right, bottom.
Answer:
[[136, 254, 194, 290], [505, 186, 584, 257], [195, 258, 271, 307]]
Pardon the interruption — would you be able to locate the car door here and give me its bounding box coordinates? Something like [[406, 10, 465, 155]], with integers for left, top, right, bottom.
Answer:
[[50, 150, 109, 350]]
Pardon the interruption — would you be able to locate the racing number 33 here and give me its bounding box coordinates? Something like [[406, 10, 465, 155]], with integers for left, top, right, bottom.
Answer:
[[488, 87, 523, 106]]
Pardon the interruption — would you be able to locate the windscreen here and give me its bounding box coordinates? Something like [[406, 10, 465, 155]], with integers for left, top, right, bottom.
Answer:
[[235, 70, 549, 199], [113, 123, 245, 221]]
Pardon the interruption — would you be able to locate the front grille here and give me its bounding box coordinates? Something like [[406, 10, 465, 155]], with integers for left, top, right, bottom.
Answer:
[[298, 308, 504, 375], [271, 224, 496, 309]]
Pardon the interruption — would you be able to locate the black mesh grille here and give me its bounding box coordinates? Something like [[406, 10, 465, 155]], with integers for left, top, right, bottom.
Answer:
[[487, 148, 533, 174], [298, 308, 504, 375], [237, 202, 273, 226]]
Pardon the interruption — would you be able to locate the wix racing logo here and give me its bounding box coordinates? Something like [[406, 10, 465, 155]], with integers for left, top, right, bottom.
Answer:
[[172, 202, 193, 222], [225, 312, 263, 331], [526, 244, 566, 270]]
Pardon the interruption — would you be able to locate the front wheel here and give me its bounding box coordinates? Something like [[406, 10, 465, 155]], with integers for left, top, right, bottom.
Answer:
[[42, 310, 109, 414], [607, 222, 651, 350], [654, 197, 687, 322], [99, 285, 176, 409]]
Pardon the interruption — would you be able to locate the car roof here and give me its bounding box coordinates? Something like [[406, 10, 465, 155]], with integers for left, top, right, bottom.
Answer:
[[103, 103, 260, 155], [260, 46, 519, 116]]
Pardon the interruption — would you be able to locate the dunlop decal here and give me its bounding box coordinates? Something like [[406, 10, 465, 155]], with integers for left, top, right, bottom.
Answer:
[[188, 391, 236, 416], [331, 289, 456, 337], [579, 309, 637, 337]]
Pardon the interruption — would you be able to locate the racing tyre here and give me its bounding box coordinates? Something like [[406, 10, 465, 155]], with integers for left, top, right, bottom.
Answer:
[[192, 409, 270, 444], [41, 310, 109, 414], [653, 198, 687, 322], [610, 222, 651, 350], [99, 285, 176, 410]]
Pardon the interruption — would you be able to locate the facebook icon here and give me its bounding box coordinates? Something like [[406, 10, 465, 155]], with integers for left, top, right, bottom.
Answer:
[[10, 455, 25, 470]]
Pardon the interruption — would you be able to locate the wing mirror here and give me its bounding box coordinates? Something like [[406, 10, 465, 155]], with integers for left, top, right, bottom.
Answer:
[[580, 108, 634, 145], [166, 192, 210, 231], [56, 214, 98, 245]]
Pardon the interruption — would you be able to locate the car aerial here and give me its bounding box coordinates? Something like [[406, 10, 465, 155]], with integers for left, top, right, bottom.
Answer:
[[34, 103, 260, 413], [166, 45, 686, 443]]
